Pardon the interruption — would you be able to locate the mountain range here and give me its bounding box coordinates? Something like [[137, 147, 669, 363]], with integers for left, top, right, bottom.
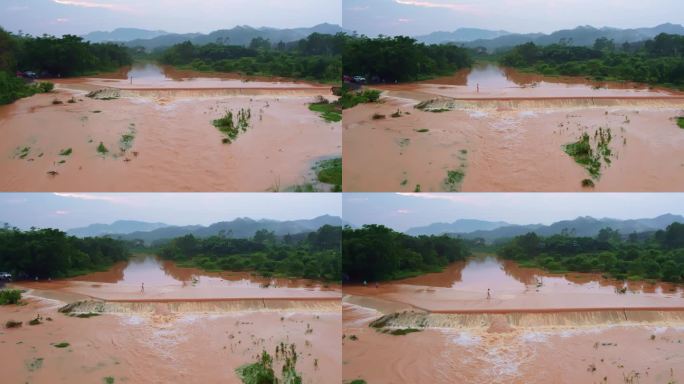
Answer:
[[82, 23, 346, 50], [414, 23, 684, 51], [405, 214, 684, 242], [67, 215, 342, 244]]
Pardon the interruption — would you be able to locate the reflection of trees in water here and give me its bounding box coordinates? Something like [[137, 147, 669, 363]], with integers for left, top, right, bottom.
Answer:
[[396, 261, 465, 288], [72, 261, 126, 283]]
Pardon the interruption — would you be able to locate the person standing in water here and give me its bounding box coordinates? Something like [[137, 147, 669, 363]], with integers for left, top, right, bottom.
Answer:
[[141, 282, 144, 293], [487, 288, 491, 299], [476, 83, 480, 93]]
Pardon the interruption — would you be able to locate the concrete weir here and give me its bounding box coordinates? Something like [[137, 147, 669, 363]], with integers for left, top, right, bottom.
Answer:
[[58, 298, 341, 315], [369, 308, 684, 330]]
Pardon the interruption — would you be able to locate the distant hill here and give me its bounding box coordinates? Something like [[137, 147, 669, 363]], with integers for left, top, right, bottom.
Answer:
[[431, 23, 684, 51], [121, 23, 347, 51], [82, 28, 169, 43], [406, 219, 510, 236], [109, 215, 342, 244], [415, 28, 511, 44], [67, 220, 170, 237], [448, 214, 684, 242]]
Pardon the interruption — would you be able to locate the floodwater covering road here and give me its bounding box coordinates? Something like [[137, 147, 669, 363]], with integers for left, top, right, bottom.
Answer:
[[0, 64, 341, 192], [343, 255, 684, 383], [343, 64, 684, 192]]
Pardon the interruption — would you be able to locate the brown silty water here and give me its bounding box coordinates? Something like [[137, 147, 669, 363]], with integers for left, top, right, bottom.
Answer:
[[342, 255, 684, 383], [16, 254, 341, 301], [343, 64, 684, 192], [0, 64, 341, 192], [1, 254, 341, 383]]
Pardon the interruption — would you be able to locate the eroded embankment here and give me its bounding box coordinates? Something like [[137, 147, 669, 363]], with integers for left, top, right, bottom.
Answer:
[[59, 298, 341, 315], [367, 308, 684, 330]]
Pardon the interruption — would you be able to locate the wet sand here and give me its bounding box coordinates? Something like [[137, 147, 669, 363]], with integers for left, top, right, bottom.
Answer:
[[0, 65, 340, 192], [344, 64, 684, 191], [343, 303, 684, 384], [1, 295, 341, 384]]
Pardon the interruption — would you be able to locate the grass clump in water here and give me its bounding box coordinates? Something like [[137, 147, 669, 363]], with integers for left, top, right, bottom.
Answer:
[[26, 357, 44, 372], [315, 158, 342, 191], [236, 343, 302, 384], [103, 377, 115, 384], [53, 342, 70, 348], [581, 178, 595, 188], [59, 148, 72, 156], [5, 320, 22, 328], [372, 113, 386, 120], [73, 312, 100, 318], [416, 128, 429, 133], [677, 116, 684, 129], [308, 97, 341, 122], [213, 108, 251, 143], [0, 289, 22, 305], [97, 142, 109, 155], [444, 169, 465, 191], [15, 146, 31, 159], [338, 88, 381, 109], [563, 128, 613, 180]]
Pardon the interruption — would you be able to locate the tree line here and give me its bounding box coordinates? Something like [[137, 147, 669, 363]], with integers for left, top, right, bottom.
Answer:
[[342, 225, 470, 282], [0, 226, 130, 279], [0, 27, 132, 104], [499, 33, 684, 88], [157, 225, 341, 282], [498, 222, 684, 282], [158, 33, 343, 83], [343, 35, 473, 83]]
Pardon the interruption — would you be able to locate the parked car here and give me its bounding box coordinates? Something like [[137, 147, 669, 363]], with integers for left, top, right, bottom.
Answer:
[[353, 75, 366, 83], [0, 272, 12, 281], [22, 71, 38, 79], [342, 75, 353, 83]]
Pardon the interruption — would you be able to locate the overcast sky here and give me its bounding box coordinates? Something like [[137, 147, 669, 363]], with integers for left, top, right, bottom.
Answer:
[[0, 0, 342, 36], [0, 193, 342, 231], [344, 193, 684, 232], [344, 0, 684, 37]]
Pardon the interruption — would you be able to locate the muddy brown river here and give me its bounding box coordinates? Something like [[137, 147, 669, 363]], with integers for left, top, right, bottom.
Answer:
[[344, 64, 684, 192], [0, 64, 340, 192], [343, 255, 684, 383], [1, 255, 341, 383]]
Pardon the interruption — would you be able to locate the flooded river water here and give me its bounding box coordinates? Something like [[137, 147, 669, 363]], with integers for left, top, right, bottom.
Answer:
[[343, 255, 684, 383], [344, 64, 684, 192], [0, 64, 340, 192]]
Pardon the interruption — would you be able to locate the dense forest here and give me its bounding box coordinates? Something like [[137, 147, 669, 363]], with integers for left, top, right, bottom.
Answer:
[[0, 226, 130, 279], [342, 225, 470, 282], [499, 33, 684, 88], [498, 222, 684, 282], [157, 225, 341, 282], [158, 32, 342, 82], [343, 35, 473, 83], [0, 27, 132, 104]]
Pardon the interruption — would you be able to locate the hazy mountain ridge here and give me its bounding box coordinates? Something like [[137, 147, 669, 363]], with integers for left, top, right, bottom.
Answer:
[[111, 23, 347, 50], [415, 23, 684, 51], [406, 219, 511, 236], [442, 214, 684, 241], [67, 220, 170, 237], [415, 28, 511, 44], [68, 215, 342, 244], [82, 28, 170, 43]]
